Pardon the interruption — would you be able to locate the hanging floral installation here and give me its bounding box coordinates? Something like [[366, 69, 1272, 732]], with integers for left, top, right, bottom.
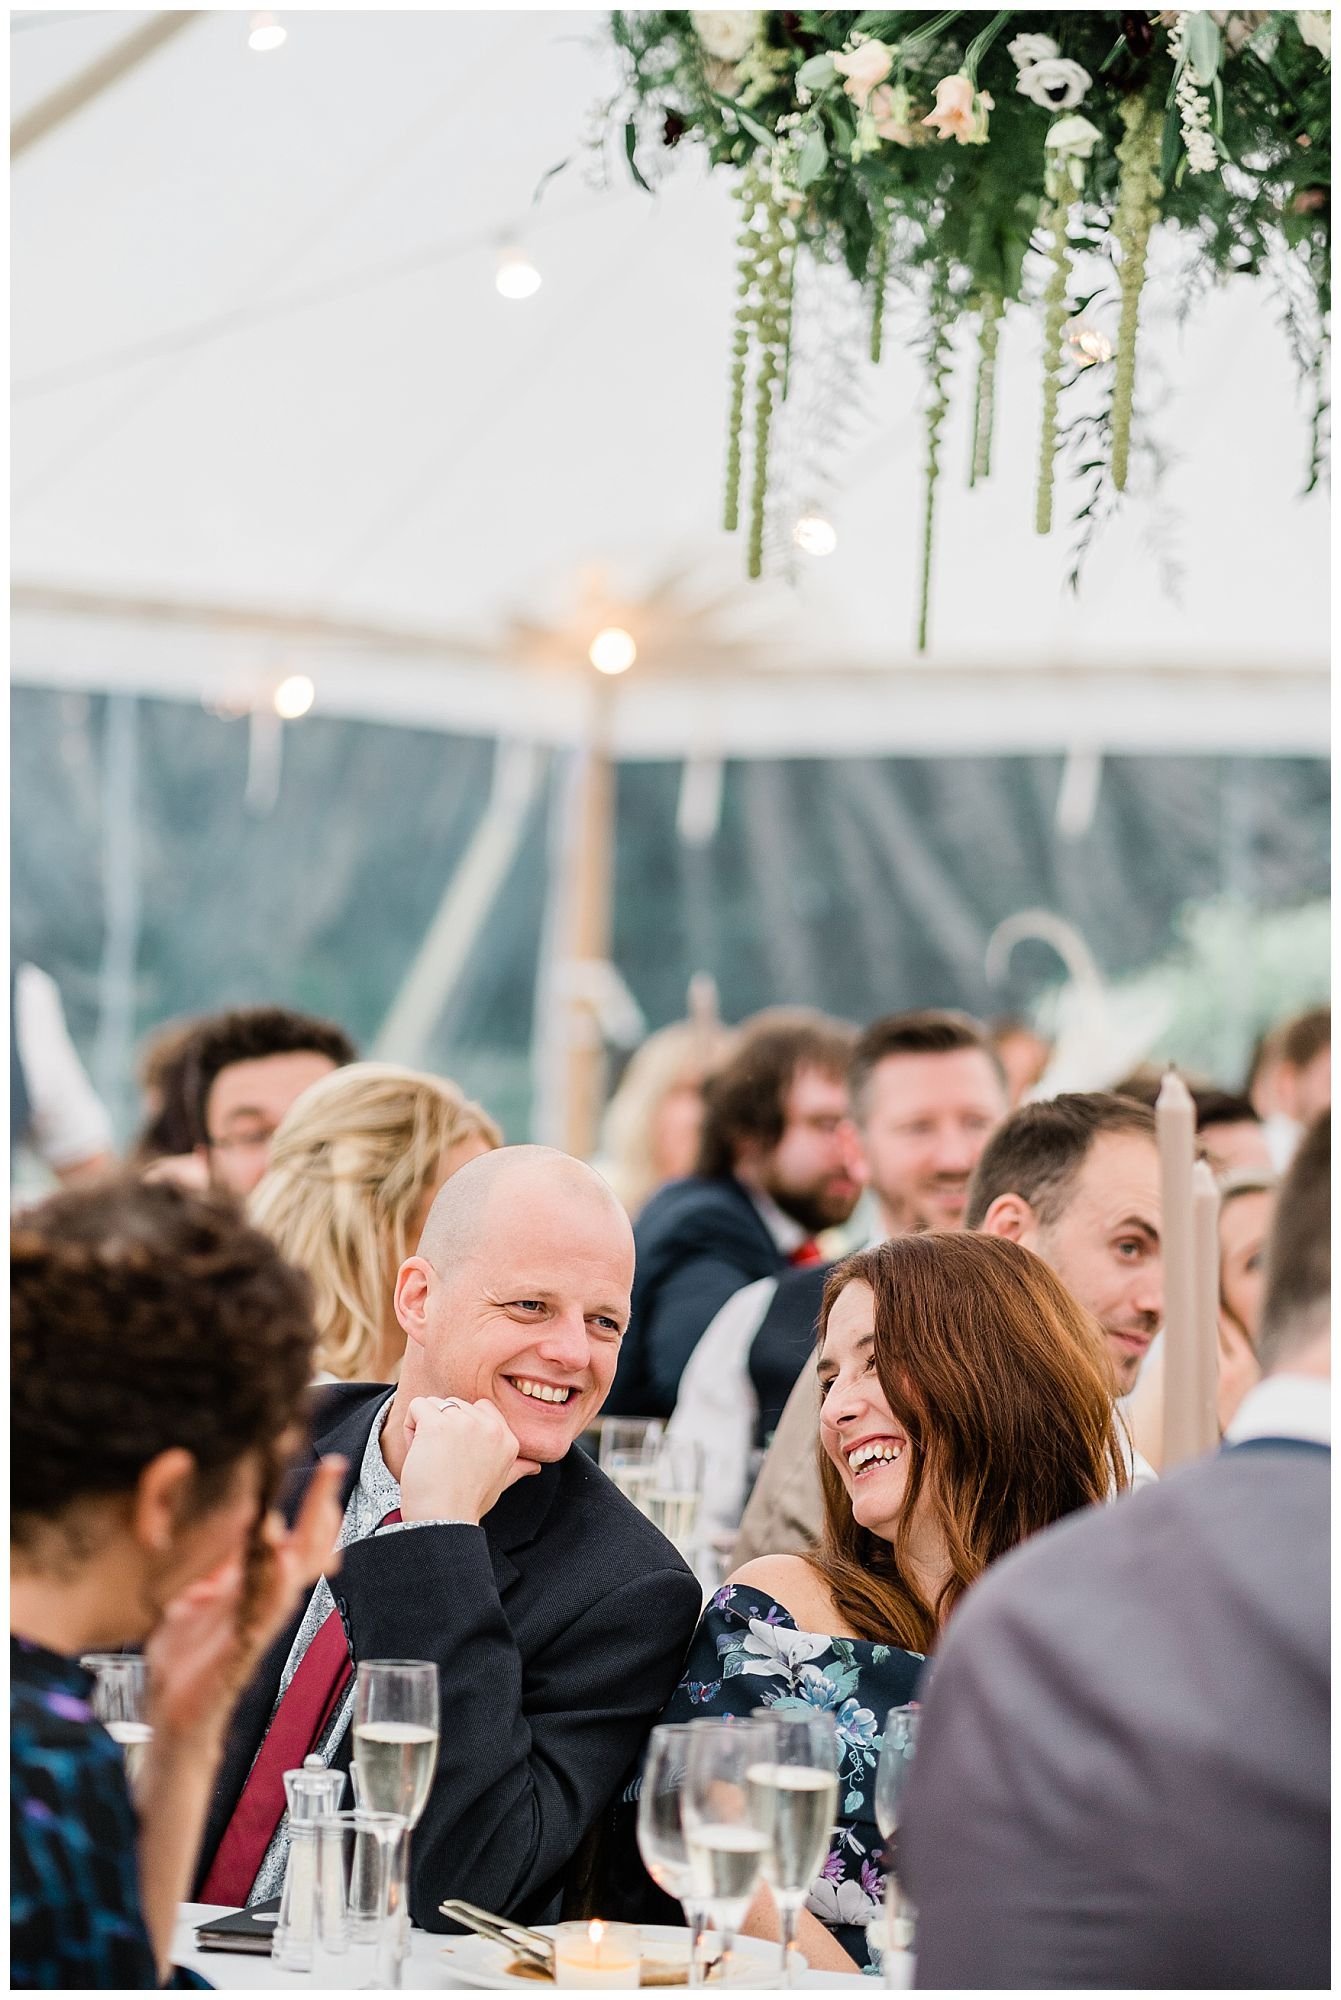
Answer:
[[602, 10, 1330, 648]]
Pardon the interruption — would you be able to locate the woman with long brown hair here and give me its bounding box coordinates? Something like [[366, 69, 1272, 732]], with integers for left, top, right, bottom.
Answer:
[[653, 1231, 1123, 1974]]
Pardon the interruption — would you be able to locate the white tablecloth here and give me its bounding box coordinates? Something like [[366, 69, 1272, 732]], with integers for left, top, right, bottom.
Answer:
[[173, 1904, 883, 1990]]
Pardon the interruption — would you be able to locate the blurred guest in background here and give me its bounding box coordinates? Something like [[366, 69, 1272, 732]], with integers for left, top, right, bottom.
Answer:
[[126, 1016, 204, 1171], [675, 1011, 1007, 1548], [148, 1004, 356, 1198], [607, 1010, 862, 1418], [597, 1016, 735, 1218], [250, 1061, 501, 1383], [10, 1179, 342, 1990], [1275, 1003, 1331, 1145], [1190, 1086, 1273, 1175], [10, 961, 115, 1189], [652, 1233, 1123, 1976], [989, 1013, 1053, 1106], [903, 1115, 1329, 1991], [1214, 1167, 1277, 1432]]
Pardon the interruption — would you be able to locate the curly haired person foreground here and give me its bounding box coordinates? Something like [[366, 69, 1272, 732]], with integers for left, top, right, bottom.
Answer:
[[10, 1179, 343, 1991]]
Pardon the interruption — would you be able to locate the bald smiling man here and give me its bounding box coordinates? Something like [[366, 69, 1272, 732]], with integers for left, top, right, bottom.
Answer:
[[196, 1147, 702, 1930]]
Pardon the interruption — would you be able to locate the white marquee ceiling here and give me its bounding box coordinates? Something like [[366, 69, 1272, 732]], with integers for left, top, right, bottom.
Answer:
[[10, 8, 1330, 754]]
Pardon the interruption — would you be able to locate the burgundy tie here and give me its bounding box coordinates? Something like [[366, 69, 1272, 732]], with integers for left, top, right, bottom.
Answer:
[[199, 1507, 400, 1907]]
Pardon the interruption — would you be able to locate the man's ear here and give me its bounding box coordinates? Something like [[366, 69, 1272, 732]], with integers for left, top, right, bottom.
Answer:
[[131, 1448, 199, 1552], [978, 1192, 1040, 1247], [394, 1256, 434, 1352]]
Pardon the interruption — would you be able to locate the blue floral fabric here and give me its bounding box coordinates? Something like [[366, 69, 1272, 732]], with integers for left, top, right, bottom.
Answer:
[[660, 1584, 925, 1971], [10, 1635, 210, 1990]]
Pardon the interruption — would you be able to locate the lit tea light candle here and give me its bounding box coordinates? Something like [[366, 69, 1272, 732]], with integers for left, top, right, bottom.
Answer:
[[553, 1918, 640, 1988]]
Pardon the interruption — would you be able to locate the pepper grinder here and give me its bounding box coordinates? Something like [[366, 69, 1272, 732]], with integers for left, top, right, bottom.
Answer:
[[272, 1755, 347, 1971]]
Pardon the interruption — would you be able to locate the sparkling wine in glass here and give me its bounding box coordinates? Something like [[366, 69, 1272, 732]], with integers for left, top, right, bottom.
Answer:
[[748, 1711, 838, 1985], [874, 1705, 920, 1968], [599, 1419, 664, 1507], [353, 1660, 440, 1830], [81, 1654, 152, 1793], [682, 1719, 776, 1988], [636, 1722, 711, 1961], [645, 1437, 704, 1560]]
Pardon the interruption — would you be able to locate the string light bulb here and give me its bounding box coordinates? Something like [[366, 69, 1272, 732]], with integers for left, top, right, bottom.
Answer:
[[793, 508, 838, 557], [248, 11, 287, 51], [495, 246, 542, 300], [588, 627, 637, 676], [273, 674, 315, 719]]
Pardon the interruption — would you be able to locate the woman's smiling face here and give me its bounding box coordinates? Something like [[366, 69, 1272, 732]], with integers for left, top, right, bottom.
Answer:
[[817, 1280, 914, 1542]]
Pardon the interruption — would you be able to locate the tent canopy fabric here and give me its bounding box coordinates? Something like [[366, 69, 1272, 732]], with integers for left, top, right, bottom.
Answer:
[[10, 9, 1330, 754]]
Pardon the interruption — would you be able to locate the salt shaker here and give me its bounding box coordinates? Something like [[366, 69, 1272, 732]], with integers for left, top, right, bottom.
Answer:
[[272, 1755, 347, 1971]]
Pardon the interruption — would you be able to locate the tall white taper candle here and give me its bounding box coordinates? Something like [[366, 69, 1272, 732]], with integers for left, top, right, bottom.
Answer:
[[1157, 1070, 1200, 1471], [1191, 1158, 1223, 1452]]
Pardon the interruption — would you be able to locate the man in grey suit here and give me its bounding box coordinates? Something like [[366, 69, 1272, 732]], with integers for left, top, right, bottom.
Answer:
[[901, 1113, 1329, 1990]]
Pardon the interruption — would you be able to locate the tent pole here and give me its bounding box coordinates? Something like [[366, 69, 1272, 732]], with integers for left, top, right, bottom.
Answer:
[[12, 12, 201, 160]]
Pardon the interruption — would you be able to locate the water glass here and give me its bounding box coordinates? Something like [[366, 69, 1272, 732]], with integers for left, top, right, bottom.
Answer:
[[750, 1710, 838, 1985], [874, 1705, 920, 1961], [681, 1719, 776, 1988], [310, 1808, 409, 1988], [81, 1654, 152, 1793]]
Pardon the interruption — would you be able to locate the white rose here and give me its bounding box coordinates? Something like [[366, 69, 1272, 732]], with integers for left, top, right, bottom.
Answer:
[[1296, 10, 1331, 58], [1016, 56, 1092, 109], [691, 10, 761, 64], [1008, 31, 1061, 69], [1045, 113, 1103, 158]]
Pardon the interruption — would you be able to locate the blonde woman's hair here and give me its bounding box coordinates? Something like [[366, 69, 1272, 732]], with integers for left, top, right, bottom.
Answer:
[[249, 1061, 501, 1381], [600, 1019, 736, 1217]]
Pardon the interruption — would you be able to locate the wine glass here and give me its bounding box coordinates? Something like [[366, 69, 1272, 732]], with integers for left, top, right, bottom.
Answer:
[[681, 1719, 776, 1988], [749, 1710, 838, 1986], [599, 1419, 664, 1506], [874, 1705, 920, 1972], [636, 1725, 709, 1958], [81, 1654, 151, 1794], [353, 1660, 440, 1828], [645, 1437, 705, 1561]]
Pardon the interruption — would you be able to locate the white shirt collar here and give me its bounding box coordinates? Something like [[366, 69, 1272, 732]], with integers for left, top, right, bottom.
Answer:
[[748, 1187, 810, 1255], [1225, 1373, 1331, 1449]]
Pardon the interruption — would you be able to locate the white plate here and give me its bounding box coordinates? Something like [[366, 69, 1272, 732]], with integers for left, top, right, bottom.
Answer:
[[440, 1923, 801, 1990]]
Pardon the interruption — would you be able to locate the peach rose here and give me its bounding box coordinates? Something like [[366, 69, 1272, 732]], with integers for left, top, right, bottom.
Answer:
[[923, 72, 993, 144], [833, 38, 894, 107]]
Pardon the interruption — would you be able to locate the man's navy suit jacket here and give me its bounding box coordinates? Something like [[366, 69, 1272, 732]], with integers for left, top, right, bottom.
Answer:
[[194, 1385, 702, 1929]]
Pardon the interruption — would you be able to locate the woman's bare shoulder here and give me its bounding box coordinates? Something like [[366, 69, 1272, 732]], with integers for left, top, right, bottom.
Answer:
[[726, 1554, 840, 1633]]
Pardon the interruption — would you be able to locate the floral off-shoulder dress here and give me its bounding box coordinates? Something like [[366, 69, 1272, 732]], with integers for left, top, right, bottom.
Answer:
[[658, 1583, 926, 1972]]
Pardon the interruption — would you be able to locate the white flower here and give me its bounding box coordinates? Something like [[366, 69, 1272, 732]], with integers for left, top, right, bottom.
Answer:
[[1045, 113, 1103, 159], [691, 10, 761, 64], [805, 1878, 884, 1928], [832, 37, 895, 107], [738, 1618, 831, 1674], [1296, 9, 1331, 57], [1008, 31, 1061, 68], [1016, 56, 1092, 109]]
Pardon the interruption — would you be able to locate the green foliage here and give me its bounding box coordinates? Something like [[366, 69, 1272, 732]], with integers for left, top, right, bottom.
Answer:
[[605, 10, 1330, 620]]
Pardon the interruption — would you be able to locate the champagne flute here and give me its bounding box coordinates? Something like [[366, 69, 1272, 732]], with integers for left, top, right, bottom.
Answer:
[[682, 1719, 776, 1988], [599, 1419, 664, 1506], [645, 1437, 704, 1561], [748, 1710, 838, 1986], [81, 1654, 152, 1793], [873, 1705, 920, 1972], [636, 1724, 709, 1954], [353, 1660, 440, 1829]]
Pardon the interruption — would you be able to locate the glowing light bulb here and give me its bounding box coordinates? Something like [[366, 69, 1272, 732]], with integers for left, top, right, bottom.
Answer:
[[588, 627, 637, 675], [793, 509, 838, 556], [273, 674, 315, 719], [495, 247, 542, 300]]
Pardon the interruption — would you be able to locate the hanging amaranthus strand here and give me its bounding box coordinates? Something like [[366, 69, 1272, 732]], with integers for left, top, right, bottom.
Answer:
[[916, 299, 954, 654], [870, 217, 890, 365], [723, 172, 762, 533], [1035, 205, 1071, 534], [1111, 92, 1164, 491], [969, 293, 1003, 488], [747, 183, 794, 579]]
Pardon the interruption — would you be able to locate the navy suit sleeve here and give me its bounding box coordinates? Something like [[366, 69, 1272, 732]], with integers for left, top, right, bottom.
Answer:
[[334, 1524, 702, 1929], [644, 1256, 764, 1415]]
